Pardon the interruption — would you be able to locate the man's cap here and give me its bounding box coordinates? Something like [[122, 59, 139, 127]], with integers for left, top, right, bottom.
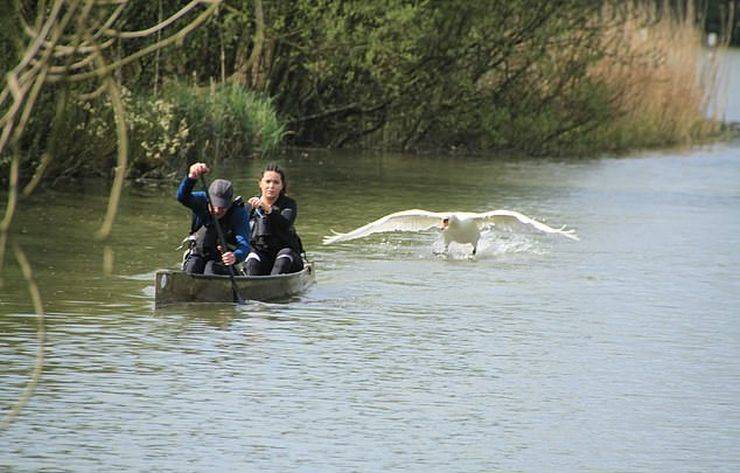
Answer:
[[208, 179, 234, 208]]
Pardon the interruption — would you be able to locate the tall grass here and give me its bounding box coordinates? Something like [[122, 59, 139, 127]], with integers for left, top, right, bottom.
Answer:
[[19, 82, 286, 181], [164, 81, 285, 166], [587, 2, 726, 151], [66, 82, 286, 179]]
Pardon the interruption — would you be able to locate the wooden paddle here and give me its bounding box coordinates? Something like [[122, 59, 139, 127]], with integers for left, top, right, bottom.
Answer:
[[200, 175, 245, 305]]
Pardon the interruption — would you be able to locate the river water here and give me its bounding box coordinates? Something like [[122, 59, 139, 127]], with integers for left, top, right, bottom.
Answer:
[[2, 60, 739, 473]]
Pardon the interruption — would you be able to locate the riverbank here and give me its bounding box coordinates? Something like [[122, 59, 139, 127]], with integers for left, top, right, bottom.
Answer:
[[0, 1, 733, 187]]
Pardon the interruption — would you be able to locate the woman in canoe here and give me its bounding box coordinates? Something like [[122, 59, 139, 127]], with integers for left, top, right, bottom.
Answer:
[[244, 163, 304, 275]]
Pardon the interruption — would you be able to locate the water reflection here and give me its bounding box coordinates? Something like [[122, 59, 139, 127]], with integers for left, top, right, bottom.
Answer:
[[1, 241, 45, 430]]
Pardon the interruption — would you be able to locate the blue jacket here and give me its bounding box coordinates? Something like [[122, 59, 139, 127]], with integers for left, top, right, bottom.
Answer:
[[176, 176, 250, 263]]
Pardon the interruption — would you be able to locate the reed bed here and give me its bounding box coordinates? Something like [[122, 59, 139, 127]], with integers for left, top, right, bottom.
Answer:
[[164, 82, 285, 165], [589, 2, 726, 151]]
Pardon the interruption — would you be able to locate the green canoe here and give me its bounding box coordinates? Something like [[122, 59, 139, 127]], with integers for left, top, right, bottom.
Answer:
[[155, 263, 315, 306]]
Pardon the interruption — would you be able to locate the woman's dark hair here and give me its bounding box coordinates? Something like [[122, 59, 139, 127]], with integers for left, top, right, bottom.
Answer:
[[262, 163, 287, 196]]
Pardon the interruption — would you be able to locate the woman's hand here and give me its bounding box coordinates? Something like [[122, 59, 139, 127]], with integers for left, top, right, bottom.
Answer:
[[188, 162, 209, 179], [248, 197, 272, 214]]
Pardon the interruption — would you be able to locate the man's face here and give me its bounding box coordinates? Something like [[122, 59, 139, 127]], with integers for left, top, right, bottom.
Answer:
[[209, 204, 228, 219]]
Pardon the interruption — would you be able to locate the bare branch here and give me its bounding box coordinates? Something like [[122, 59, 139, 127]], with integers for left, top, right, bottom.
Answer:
[[0, 152, 20, 232], [46, 2, 221, 83], [1, 0, 222, 247], [13, 0, 67, 77], [103, 0, 208, 38], [83, 33, 128, 240]]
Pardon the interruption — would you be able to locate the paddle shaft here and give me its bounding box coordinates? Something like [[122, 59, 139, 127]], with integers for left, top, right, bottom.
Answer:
[[199, 175, 245, 304]]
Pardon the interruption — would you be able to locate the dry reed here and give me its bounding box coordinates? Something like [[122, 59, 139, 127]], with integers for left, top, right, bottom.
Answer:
[[591, 1, 726, 150]]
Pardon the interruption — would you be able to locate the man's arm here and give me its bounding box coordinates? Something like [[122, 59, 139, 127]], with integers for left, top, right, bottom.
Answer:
[[176, 176, 209, 214], [176, 175, 196, 206], [177, 162, 210, 213]]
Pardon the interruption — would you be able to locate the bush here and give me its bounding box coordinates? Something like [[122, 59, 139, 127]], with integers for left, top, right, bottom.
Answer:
[[163, 82, 285, 166], [19, 82, 286, 181]]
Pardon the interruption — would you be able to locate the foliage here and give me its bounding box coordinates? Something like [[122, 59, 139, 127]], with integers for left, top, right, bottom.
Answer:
[[0, 0, 730, 187], [17, 82, 283, 180], [191, 0, 721, 154], [162, 81, 284, 165], [207, 0, 612, 152]]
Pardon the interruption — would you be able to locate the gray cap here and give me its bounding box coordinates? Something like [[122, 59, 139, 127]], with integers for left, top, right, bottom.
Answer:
[[208, 179, 233, 208]]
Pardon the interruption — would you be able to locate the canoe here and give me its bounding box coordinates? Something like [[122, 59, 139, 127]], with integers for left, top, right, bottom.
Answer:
[[155, 263, 315, 306]]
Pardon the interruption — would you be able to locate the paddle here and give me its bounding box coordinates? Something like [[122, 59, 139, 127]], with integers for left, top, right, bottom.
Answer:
[[200, 175, 245, 305]]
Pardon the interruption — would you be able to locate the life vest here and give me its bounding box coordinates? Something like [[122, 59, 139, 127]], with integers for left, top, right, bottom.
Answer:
[[188, 196, 245, 259], [249, 196, 304, 255]]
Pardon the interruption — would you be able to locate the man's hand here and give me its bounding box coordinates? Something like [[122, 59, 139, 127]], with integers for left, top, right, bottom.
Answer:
[[221, 251, 236, 266], [188, 162, 209, 179]]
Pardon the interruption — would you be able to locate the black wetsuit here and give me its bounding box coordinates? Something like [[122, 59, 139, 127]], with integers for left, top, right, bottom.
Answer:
[[244, 194, 304, 275]]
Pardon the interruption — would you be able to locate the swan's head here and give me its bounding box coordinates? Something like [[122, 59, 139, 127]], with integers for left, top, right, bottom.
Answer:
[[440, 214, 459, 230]]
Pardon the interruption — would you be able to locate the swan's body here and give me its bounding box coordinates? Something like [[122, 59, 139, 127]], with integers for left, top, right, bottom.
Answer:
[[441, 215, 482, 253], [323, 209, 578, 255]]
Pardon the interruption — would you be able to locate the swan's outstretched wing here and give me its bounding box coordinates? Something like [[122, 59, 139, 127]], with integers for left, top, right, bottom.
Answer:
[[323, 209, 445, 244], [474, 209, 580, 240]]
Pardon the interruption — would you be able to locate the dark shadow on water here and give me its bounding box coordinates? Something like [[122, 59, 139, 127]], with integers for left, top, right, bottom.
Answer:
[[151, 293, 316, 329]]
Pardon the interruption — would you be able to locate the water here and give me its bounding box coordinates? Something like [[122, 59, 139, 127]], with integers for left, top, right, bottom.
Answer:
[[2, 75, 740, 473], [2, 146, 737, 472], [718, 48, 740, 122]]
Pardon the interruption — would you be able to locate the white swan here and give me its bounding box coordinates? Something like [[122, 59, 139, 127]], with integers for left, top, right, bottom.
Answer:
[[323, 209, 579, 255]]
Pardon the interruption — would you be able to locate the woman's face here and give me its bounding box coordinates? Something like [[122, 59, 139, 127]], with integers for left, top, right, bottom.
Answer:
[[259, 170, 283, 201]]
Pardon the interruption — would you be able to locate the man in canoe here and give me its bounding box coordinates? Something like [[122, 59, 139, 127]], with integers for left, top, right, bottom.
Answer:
[[176, 162, 250, 275]]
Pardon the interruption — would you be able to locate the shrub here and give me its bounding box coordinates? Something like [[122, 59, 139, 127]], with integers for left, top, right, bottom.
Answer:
[[28, 82, 286, 180], [163, 81, 285, 165]]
